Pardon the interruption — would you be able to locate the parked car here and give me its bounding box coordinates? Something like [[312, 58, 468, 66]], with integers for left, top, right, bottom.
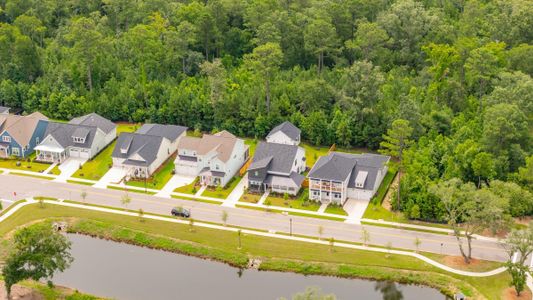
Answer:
[[171, 207, 191, 218]]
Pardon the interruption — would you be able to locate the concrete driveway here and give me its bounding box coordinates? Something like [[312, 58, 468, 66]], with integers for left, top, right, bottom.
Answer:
[[156, 174, 196, 198], [54, 158, 87, 182], [94, 167, 127, 188], [343, 198, 371, 224]]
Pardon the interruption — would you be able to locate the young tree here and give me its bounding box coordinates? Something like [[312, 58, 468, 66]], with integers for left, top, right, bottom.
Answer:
[[221, 210, 228, 226], [414, 237, 422, 253], [361, 227, 370, 246], [318, 225, 324, 240], [431, 179, 509, 264], [237, 229, 242, 249], [80, 190, 88, 203], [200, 58, 226, 103], [2, 224, 73, 298], [121, 193, 131, 209], [471, 152, 496, 188], [138, 208, 144, 222], [379, 119, 413, 209], [329, 237, 335, 253], [506, 262, 528, 297], [189, 218, 195, 232], [244, 42, 283, 113], [38, 197, 45, 209], [503, 224, 533, 296]]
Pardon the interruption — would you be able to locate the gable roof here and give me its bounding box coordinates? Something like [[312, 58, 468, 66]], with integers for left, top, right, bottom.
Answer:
[[112, 133, 164, 167], [69, 113, 116, 134], [42, 122, 98, 149], [136, 124, 187, 142], [177, 130, 242, 163], [267, 121, 301, 141], [249, 142, 300, 175], [0, 112, 48, 146], [0, 106, 9, 114], [308, 152, 390, 189]]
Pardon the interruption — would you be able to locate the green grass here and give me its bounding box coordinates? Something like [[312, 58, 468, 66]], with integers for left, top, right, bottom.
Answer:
[[370, 169, 397, 205], [126, 158, 175, 190], [324, 204, 348, 216], [9, 172, 54, 180], [174, 178, 199, 194], [301, 143, 367, 168], [0, 158, 55, 173], [244, 138, 258, 156], [0, 204, 510, 299], [171, 195, 222, 205], [201, 176, 242, 199], [67, 179, 95, 186], [265, 192, 320, 212], [363, 202, 409, 222], [107, 185, 156, 195]]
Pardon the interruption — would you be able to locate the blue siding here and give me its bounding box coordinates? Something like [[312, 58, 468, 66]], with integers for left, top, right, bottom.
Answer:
[[0, 119, 49, 158], [0, 131, 22, 157]]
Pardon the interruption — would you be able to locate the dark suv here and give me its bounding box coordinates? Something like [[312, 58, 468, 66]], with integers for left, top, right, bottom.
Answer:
[[171, 207, 191, 218]]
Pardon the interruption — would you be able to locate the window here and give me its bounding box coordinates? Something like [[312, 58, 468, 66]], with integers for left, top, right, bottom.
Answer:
[[294, 160, 297, 166], [35, 137, 40, 144], [215, 164, 219, 170], [2, 136, 11, 143], [254, 171, 258, 176], [11, 147, 20, 156]]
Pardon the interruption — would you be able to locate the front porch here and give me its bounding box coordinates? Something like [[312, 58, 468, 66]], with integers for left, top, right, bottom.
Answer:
[[35, 147, 67, 163], [200, 169, 225, 187], [0, 143, 9, 158]]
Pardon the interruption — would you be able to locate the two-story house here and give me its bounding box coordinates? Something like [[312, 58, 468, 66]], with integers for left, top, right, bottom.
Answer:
[[174, 130, 249, 187], [247, 142, 306, 195], [0, 112, 49, 158], [266, 121, 301, 145], [35, 113, 116, 163], [112, 124, 187, 179], [308, 152, 390, 205]]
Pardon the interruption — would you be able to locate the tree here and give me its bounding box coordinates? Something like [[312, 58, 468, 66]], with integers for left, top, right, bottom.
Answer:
[[502, 223, 533, 296], [80, 190, 88, 203], [379, 119, 413, 209], [121, 193, 131, 209], [138, 208, 144, 222], [471, 152, 496, 187], [237, 229, 242, 249], [244, 42, 283, 112], [431, 179, 509, 263], [329, 237, 335, 253], [346, 21, 389, 63], [281, 287, 336, 300], [506, 262, 528, 297], [2, 224, 73, 298], [414, 237, 421, 253], [221, 210, 228, 226], [361, 227, 370, 246], [304, 17, 339, 74], [317, 225, 324, 240], [200, 58, 226, 103]]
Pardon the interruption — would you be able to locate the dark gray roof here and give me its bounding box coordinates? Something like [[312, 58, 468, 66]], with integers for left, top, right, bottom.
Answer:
[[309, 152, 390, 190], [267, 121, 301, 141], [69, 113, 116, 134], [290, 171, 305, 186], [264, 172, 305, 188], [249, 142, 300, 175], [136, 124, 187, 142], [112, 133, 164, 167], [44, 122, 98, 149], [0, 106, 9, 114]]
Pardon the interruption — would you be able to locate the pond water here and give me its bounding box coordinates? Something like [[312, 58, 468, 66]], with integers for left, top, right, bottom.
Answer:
[[52, 234, 448, 300]]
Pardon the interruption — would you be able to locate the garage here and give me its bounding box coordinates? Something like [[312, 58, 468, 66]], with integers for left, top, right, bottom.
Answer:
[[175, 164, 198, 176], [70, 148, 90, 159], [347, 188, 373, 201]]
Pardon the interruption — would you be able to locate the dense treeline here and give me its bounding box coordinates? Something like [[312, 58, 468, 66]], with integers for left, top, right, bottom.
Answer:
[[0, 0, 531, 221]]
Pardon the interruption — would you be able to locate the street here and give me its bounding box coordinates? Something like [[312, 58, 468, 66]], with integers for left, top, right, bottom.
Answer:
[[0, 173, 509, 262]]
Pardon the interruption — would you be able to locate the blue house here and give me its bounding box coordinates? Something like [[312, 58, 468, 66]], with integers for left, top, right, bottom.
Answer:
[[0, 112, 49, 159]]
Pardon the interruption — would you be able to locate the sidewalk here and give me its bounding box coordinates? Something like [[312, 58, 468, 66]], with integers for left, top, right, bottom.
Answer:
[[222, 176, 247, 207]]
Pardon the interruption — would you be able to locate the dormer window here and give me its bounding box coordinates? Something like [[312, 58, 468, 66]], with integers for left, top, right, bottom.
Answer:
[[72, 137, 85, 144], [2, 136, 10, 143]]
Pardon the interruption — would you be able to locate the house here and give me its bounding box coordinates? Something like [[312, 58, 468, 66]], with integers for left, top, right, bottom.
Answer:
[[308, 152, 390, 205], [247, 142, 306, 196], [35, 113, 116, 163], [266, 121, 301, 145], [0, 106, 9, 114], [0, 112, 48, 158], [174, 130, 249, 187], [112, 124, 187, 178]]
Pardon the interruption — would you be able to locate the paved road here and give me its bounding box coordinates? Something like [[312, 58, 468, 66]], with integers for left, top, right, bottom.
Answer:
[[0, 173, 509, 262]]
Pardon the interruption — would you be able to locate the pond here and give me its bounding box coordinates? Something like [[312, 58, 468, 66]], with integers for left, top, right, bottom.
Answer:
[[52, 234, 448, 300]]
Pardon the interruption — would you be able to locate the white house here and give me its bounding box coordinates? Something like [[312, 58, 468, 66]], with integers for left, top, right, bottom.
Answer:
[[35, 113, 116, 163], [308, 152, 390, 205], [112, 124, 187, 179], [174, 130, 249, 187], [247, 142, 306, 196], [266, 121, 301, 145]]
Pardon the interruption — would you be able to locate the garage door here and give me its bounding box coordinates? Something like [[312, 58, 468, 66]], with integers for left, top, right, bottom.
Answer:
[[175, 165, 197, 176], [80, 149, 90, 159], [70, 148, 80, 158]]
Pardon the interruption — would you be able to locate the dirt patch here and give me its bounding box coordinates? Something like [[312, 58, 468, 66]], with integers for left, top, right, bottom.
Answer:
[[443, 255, 482, 268], [0, 283, 44, 300], [382, 173, 399, 210], [503, 287, 532, 300]]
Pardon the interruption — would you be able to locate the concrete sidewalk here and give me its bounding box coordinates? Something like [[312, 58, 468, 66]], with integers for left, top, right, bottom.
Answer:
[[222, 177, 247, 207]]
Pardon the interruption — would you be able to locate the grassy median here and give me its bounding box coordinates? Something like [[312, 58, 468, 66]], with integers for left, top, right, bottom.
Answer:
[[0, 203, 514, 300]]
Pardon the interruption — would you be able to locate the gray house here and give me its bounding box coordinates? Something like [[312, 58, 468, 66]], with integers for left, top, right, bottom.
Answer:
[[308, 152, 390, 204], [35, 113, 116, 163], [112, 124, 187, 178], [247, 142, 306, 195], [266, 121, 301, 145]]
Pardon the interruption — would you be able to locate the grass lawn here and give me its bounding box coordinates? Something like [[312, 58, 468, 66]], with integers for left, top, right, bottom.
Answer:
[[126, 158, 175, 190], [201, 176, 242, 199], [301, 143, 368, 169], [265, 191, 320, 212], [370, 169, 397, 205], [0, 203, 511, 300], [239, 193, 262, 203], [325, 204, 348, 216], [244, 138, 258, 156], [0, 157, 55, 173], [72, 124, 137, 181], [174, 178, 199, 194]]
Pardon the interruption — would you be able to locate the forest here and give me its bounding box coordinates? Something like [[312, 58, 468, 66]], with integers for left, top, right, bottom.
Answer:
[[0, 0, 531, 222]]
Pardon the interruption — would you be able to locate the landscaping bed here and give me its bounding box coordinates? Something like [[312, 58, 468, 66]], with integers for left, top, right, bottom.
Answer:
[[201, 176, 242, 199]]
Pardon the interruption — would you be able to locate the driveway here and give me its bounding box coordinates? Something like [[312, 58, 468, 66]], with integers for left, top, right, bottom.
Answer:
[[156, 174, 196, 198], [343, 198, 371, 224], [94, 167, 127, 188], [54, 158, 87, 182]]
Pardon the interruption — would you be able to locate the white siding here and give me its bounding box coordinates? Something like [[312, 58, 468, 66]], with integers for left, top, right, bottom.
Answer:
[[147, 138, 172, 175], [266, 131, 298, 145]]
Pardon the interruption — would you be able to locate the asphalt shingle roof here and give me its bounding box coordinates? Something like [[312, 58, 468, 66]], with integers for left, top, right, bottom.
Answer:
[[136, 124, 187, 142], [267, 121, 301, 141], [44, 122, 97, 149], [69, 113, 116, 134], [112, 133, 164, 167], [249, 142, 300, 175]]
